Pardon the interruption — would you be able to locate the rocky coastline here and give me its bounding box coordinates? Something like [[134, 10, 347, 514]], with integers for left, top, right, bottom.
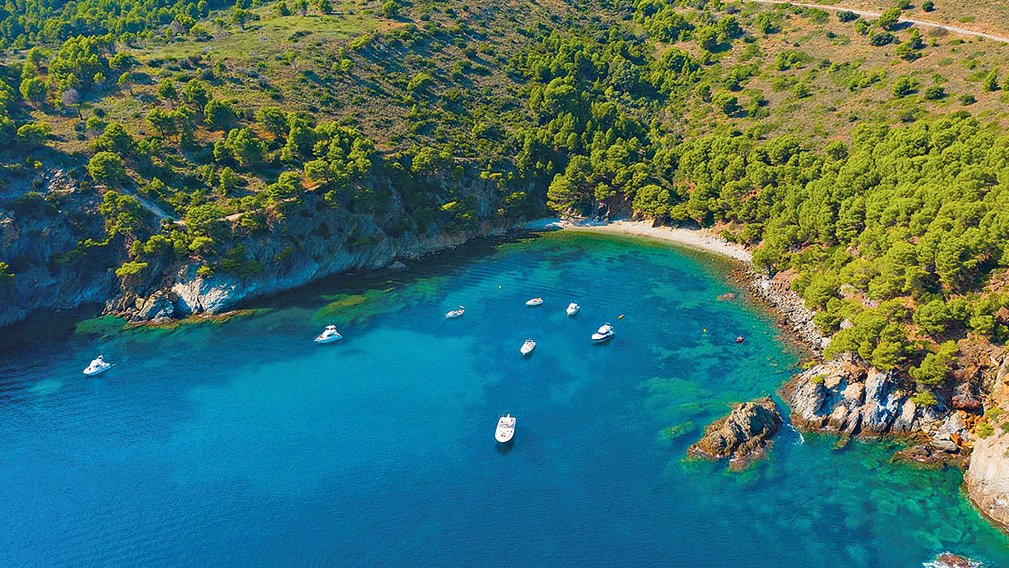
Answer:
[[115, 216, 523, 324], [0, 167, 532, 329], [552, 219, 1009, 540]]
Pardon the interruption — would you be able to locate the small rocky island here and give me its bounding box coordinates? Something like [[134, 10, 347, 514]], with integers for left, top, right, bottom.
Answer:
[[688, 397, 783, 470]]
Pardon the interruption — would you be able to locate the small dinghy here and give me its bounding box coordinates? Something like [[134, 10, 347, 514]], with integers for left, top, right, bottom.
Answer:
[[495, 414, 516, 444], [566, 302, 580, 316], [83, 355, 112, 377], [314, 324, 343, 344], [525, 297, 544, 306], [445, 306, 465, 319], [520, 339, 536, 356], [736, 336, 745, 344], [591, 323, 615, 343]]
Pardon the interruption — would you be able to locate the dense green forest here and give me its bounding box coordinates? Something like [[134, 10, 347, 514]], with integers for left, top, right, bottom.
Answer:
[[5, 0, 1009, 402]]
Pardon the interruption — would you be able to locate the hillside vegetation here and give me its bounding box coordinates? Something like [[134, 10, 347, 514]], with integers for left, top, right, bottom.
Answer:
[[5, 0, 1009, 403]]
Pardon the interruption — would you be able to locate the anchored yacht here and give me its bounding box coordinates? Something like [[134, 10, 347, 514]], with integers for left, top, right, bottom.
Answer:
[[495, 414, 516, 443], [591, 323, 615, 343], [314, 325, 343, 344], [83, 355, 112, 377]]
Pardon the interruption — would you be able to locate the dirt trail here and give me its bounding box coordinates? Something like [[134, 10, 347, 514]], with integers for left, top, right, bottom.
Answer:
[[751, 0, 1009, 44]]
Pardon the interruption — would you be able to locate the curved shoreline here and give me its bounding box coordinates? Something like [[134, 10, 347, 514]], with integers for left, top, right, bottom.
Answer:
[[526, 218, 753, 263], [529, 218, 828, 352]]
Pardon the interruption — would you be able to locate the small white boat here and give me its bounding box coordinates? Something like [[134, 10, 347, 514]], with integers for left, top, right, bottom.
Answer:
[[495, 414, 516, 443], [525, 297, 544, 306], [314, 324, 343, 344], [566, 302, 580, 316], [83, 355, 112, 377], [445, 306, 465, 319], [520, 339, 536, 356], [591, 323, 615, 343]]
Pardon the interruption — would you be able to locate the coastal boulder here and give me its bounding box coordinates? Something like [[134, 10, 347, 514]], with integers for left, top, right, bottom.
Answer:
[[688, 397, 783, 470]]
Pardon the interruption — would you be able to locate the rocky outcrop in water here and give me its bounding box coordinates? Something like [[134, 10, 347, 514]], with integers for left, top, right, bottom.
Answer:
[[688, 397, 783, 470], [786, 354, 950, 437], [926, 553, 982, 568]]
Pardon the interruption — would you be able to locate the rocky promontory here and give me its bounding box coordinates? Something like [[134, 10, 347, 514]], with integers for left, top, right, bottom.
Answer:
[[688, 397, 783, 470], [785, 354, 971, 458], [786, 354, 945, 437]]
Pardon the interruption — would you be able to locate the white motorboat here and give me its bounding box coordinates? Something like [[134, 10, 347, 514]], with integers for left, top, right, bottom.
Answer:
[[566, 302, 580, 316], [591, 323, 615, 343], [525, 297, 544, 306], [520, 339, 536, 356], [495, 414, 516, 443], [83, 355, 112, 377], [314, 324, 343, 344], [445, 306, 465, 319]]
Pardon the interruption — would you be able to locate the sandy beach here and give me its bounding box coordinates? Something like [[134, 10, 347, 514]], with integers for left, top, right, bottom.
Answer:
[[527, 218, 753, 263], [526, 217, 827, 352]]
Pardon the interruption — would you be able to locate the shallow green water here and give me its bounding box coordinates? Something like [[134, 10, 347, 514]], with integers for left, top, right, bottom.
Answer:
[[0, 230, 1006, 566]]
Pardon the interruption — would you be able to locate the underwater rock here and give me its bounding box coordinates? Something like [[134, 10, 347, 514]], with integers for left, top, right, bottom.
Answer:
[[687, 397, 782, 470], [891, 443, 966, 469], [926, 552, 981, 568]]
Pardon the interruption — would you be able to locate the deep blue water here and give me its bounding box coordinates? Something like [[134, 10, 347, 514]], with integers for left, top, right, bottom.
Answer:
[[1, 231, 1007, 567]]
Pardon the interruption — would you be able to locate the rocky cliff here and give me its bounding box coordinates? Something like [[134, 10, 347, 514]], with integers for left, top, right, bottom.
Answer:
[[113, 174, 528, 322], [0, 167, 533, 328], [787, 355, 946, 437], [0, 168, 126, 329], [785, 355, 972, 459], [964, 356, 1009, 532]]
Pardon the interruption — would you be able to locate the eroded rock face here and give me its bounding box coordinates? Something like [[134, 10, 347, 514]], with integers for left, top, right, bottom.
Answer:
[[688, 397, 783, 470], [965, 366, 1009, 533], [785, 354, 946, 437], [111, 176, 527, 323]]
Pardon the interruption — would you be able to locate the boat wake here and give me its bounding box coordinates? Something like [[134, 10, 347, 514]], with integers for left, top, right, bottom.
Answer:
[[785, 423, 805, 445]]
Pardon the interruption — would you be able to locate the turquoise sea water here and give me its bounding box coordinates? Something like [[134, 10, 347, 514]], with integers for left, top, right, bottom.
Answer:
[[1, 231, 1008, 567]]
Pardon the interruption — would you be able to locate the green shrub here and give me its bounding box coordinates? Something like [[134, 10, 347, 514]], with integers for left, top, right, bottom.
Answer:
[[977, 420, 995, 439], [115, 261, 148, 278], [909, 390, 938, 407]]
